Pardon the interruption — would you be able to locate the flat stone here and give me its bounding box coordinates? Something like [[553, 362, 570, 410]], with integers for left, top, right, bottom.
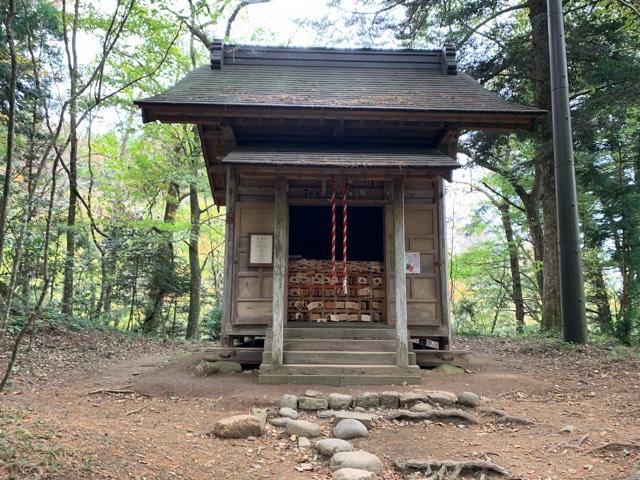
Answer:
[[354, 392, 379, 409], [458, 391, 481, 407], [286, 419, 322, 438], [399, 391, 428, 407], [434, 363, 465, 374], [329, 393, 353, 410], [425, 390, 458, 405], [332, 468, 377, 480], [213, 414, 264, 439], [559, 424, 575, 434], [354, 406, 366, 412], [299, 396, 329, 411], [316, 438, 354, 457], [410, 402, 433, 413], [317, 410, 380, 428], [269, 417, 291, 427], [195, 360, 242, 376], [298, 436, 311, 449], [278, 407, 299, 419], [305, 389, 322, 397], [330, 451, 383, 474], [379, 391, 400, 409], [280, 394, 299, 410], [333, 419, 368, 440]]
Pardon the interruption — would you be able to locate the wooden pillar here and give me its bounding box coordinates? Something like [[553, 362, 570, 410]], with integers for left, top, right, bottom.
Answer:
[[437, 177, 452, 350], [220, 166, 236, 347], [271, 177, 288, 365], [393, 178, 409, 366]]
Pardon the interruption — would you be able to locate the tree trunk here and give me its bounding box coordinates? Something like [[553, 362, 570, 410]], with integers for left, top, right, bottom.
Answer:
[[499, 204, 526, 334], [0, 0, 17, 273], [529, 0, 561, 331], [61, 0, 80, 318], [185, 183, 201, 340], [140, 181, 180, 333]]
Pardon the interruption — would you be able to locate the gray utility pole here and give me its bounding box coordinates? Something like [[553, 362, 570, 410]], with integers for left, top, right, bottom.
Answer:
[[546, 0, 588, 343]]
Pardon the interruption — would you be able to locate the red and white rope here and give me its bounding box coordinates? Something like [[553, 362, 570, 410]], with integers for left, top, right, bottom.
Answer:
[[342, 181, 348, 295], [330, 177, 337, 286]]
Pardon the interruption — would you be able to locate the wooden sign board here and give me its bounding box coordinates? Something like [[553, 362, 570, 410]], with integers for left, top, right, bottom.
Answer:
[[249, 234, 273, 266], [405, 252, 420, 274]]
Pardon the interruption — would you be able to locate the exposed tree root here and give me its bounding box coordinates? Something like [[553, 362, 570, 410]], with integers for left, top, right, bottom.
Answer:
[[479, 407, 534, 426], [395, 459, 511, 477], [385, 408, 481, 424], [87, 388, 149, 397], [547, 434, 589, 452], [588, 442, 640, 454]]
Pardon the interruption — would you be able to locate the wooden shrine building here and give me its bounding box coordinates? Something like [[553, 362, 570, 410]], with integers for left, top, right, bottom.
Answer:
[[135, 43, 544, 385]]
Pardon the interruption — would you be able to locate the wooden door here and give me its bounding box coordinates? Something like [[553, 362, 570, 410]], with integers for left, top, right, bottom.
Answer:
[[385, 195, 443, 329]]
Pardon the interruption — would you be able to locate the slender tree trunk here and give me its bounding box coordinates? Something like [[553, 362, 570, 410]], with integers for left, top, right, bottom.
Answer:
[[0, 0, 18, 272], [127, 259, 139, 331], [529, 0, 561, 331], [62, 0, 80, 318], [589, 258, 613, 332], [499, 204, 526, 334], [185, 184, 201, 340], [141, 181, 180, 333]]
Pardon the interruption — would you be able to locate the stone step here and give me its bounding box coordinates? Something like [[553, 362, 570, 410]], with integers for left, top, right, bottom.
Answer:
[[258, 364, 421, 386], [277, 326, 396, 340], [265, 338, 397, 352]]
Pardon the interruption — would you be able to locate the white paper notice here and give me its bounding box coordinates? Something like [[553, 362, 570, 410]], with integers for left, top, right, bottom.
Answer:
[[250, 234, 273, 265], [405, 252, 420, 274]]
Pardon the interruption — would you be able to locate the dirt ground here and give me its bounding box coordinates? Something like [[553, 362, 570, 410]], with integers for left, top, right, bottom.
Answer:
[[1, 330, 639, 480]]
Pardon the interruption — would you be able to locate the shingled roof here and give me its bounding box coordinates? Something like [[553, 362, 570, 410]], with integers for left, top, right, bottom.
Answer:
[[135, 43, 544, 124]]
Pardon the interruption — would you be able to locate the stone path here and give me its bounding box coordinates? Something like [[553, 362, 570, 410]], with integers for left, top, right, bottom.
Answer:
[[212, 387, 522, 479]]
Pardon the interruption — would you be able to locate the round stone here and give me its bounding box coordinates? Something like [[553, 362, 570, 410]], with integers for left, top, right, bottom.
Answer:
[[280, 394, 299, 410], [425, 390, 458, 405], [330, 451, 383, 474], [332, 468, 378, 480], [316, 438, 355, 457], [458, 391, 481, 407], [269, 417, 291, 427], [212, 414, 264, 439], [333, 419, 368, 440], [410, 402, 433, 413], [278, 407, 299, 419], [286, 419, 322, 438]]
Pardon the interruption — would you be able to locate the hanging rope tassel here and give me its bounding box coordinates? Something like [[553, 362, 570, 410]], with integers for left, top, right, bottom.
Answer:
[[330, 177, 337, 287], [342, 180, 348, 295]]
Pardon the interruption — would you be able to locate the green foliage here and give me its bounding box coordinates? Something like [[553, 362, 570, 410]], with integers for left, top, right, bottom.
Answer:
[[202, 304, 222, 341]]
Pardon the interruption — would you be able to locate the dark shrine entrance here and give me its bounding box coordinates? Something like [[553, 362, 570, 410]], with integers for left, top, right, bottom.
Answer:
[[287, 205, 386, 323], [288, 205, 384, 261]]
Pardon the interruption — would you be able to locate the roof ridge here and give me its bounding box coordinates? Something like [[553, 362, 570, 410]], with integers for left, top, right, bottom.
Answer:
[[210, 40, 457, 74]]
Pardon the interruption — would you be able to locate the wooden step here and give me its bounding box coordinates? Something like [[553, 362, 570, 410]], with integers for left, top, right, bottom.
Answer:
[[258, 364, 421, 386], [265, 338, 397, 352], [262, 350, 416, 365], [279, 326, 396, 340]]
